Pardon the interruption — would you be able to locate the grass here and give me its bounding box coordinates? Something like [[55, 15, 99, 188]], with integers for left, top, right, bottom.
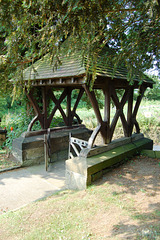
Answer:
[[0, 184, 159, 240], [1, 156, 160, 239]]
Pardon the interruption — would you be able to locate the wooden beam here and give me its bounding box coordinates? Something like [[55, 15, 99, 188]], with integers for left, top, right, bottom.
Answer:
[[27, 115, 38, 131], [66, 87, 73, 126], [127, 87, 134, 136], [42, 87, 49, 129], [132, 84, 146, 119], [88, 124, 101, 148], [71, 88, 84, 124], [83, 84, 111, 144], [25, 88, 44, 129], [131, 84, 147, 133], [48, 89, 68, 126], [103, 82, 111, 143], [83, 84, 103, 124], [110, 86, 129, 139]]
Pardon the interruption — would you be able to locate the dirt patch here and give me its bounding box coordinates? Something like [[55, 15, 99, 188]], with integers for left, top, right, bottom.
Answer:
[[90, 155, 160, 239]]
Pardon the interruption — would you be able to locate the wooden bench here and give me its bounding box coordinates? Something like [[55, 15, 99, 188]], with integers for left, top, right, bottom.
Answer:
[[66, 136, 153, 190]]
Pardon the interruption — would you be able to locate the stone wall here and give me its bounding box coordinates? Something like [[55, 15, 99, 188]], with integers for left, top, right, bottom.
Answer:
[[12, 126, 92, 166]]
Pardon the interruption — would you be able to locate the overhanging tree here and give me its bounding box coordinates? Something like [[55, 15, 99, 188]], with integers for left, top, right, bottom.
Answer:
[[0, 0, 159, 90]]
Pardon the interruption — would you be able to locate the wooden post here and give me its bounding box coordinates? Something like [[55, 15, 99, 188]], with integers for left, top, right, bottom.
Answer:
[[71, 88, 84, 124], [42, 87, 48, 129], [110, 86, 129, 139], [44, 134, 48, 171], [83, 84, 103, 124], [83, 84, 109, 144], [66, 87, 72, 126], [103, 82, 111, 143], [127, 87, 134, 136], [129, 84, 147, 134]]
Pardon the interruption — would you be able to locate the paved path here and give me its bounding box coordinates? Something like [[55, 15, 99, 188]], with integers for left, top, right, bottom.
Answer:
[[0, 160, 66, 214]]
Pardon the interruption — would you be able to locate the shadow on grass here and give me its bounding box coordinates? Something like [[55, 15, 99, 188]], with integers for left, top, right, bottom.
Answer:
[[111, 203, 160, 239], [92, 155, 160, 239], [95, 156, 160, 196]]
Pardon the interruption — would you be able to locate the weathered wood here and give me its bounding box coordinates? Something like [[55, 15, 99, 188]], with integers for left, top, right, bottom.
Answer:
[[103, 82, 111, 143], [71, 88, 84, 124], [27, 115, 38, 131], [66, 88, 72, 126], [127, 87, 134, 136], [132, 84, 146, 119], [47, 89, 68, 127], [44, 134, 49, 171], [83, 84, 103, 125], [110, 86, 129, 139], [25, 88, 44, 129], [88, 124, 101, 148], [48, 89, 68, 125], [131, 84, 147, 133], [134, 119, 140, 133], [42, 87, 48, 129], [83, 84, 111, 144]]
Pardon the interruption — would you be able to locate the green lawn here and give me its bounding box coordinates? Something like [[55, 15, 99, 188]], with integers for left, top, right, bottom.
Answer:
[[1, 155, 160, 240]]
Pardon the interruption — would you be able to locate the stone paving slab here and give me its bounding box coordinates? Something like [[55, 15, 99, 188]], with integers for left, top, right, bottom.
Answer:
[[0, 160, 66, 214]]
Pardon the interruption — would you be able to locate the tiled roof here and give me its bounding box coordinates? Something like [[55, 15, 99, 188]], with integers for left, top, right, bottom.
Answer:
[[23, 51, 153, 85]]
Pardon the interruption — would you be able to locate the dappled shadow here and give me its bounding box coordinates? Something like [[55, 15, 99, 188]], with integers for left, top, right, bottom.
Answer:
[[0, 160, 66, 184], [93, 155, 160, 239], [111, 202, 160, 239], [95, 155, 160, 196], [0, 160, 66, 214]]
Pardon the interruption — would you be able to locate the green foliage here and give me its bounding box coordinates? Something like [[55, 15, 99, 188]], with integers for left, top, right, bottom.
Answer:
[[0, 96, 7, 119], [145, 76, 160, 100], [0, 0, 159, 90]]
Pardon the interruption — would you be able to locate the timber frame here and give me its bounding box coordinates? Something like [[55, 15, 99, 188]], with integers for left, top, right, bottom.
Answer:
[[25, 75, 152, 147], [22, 51, 153, 147]]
